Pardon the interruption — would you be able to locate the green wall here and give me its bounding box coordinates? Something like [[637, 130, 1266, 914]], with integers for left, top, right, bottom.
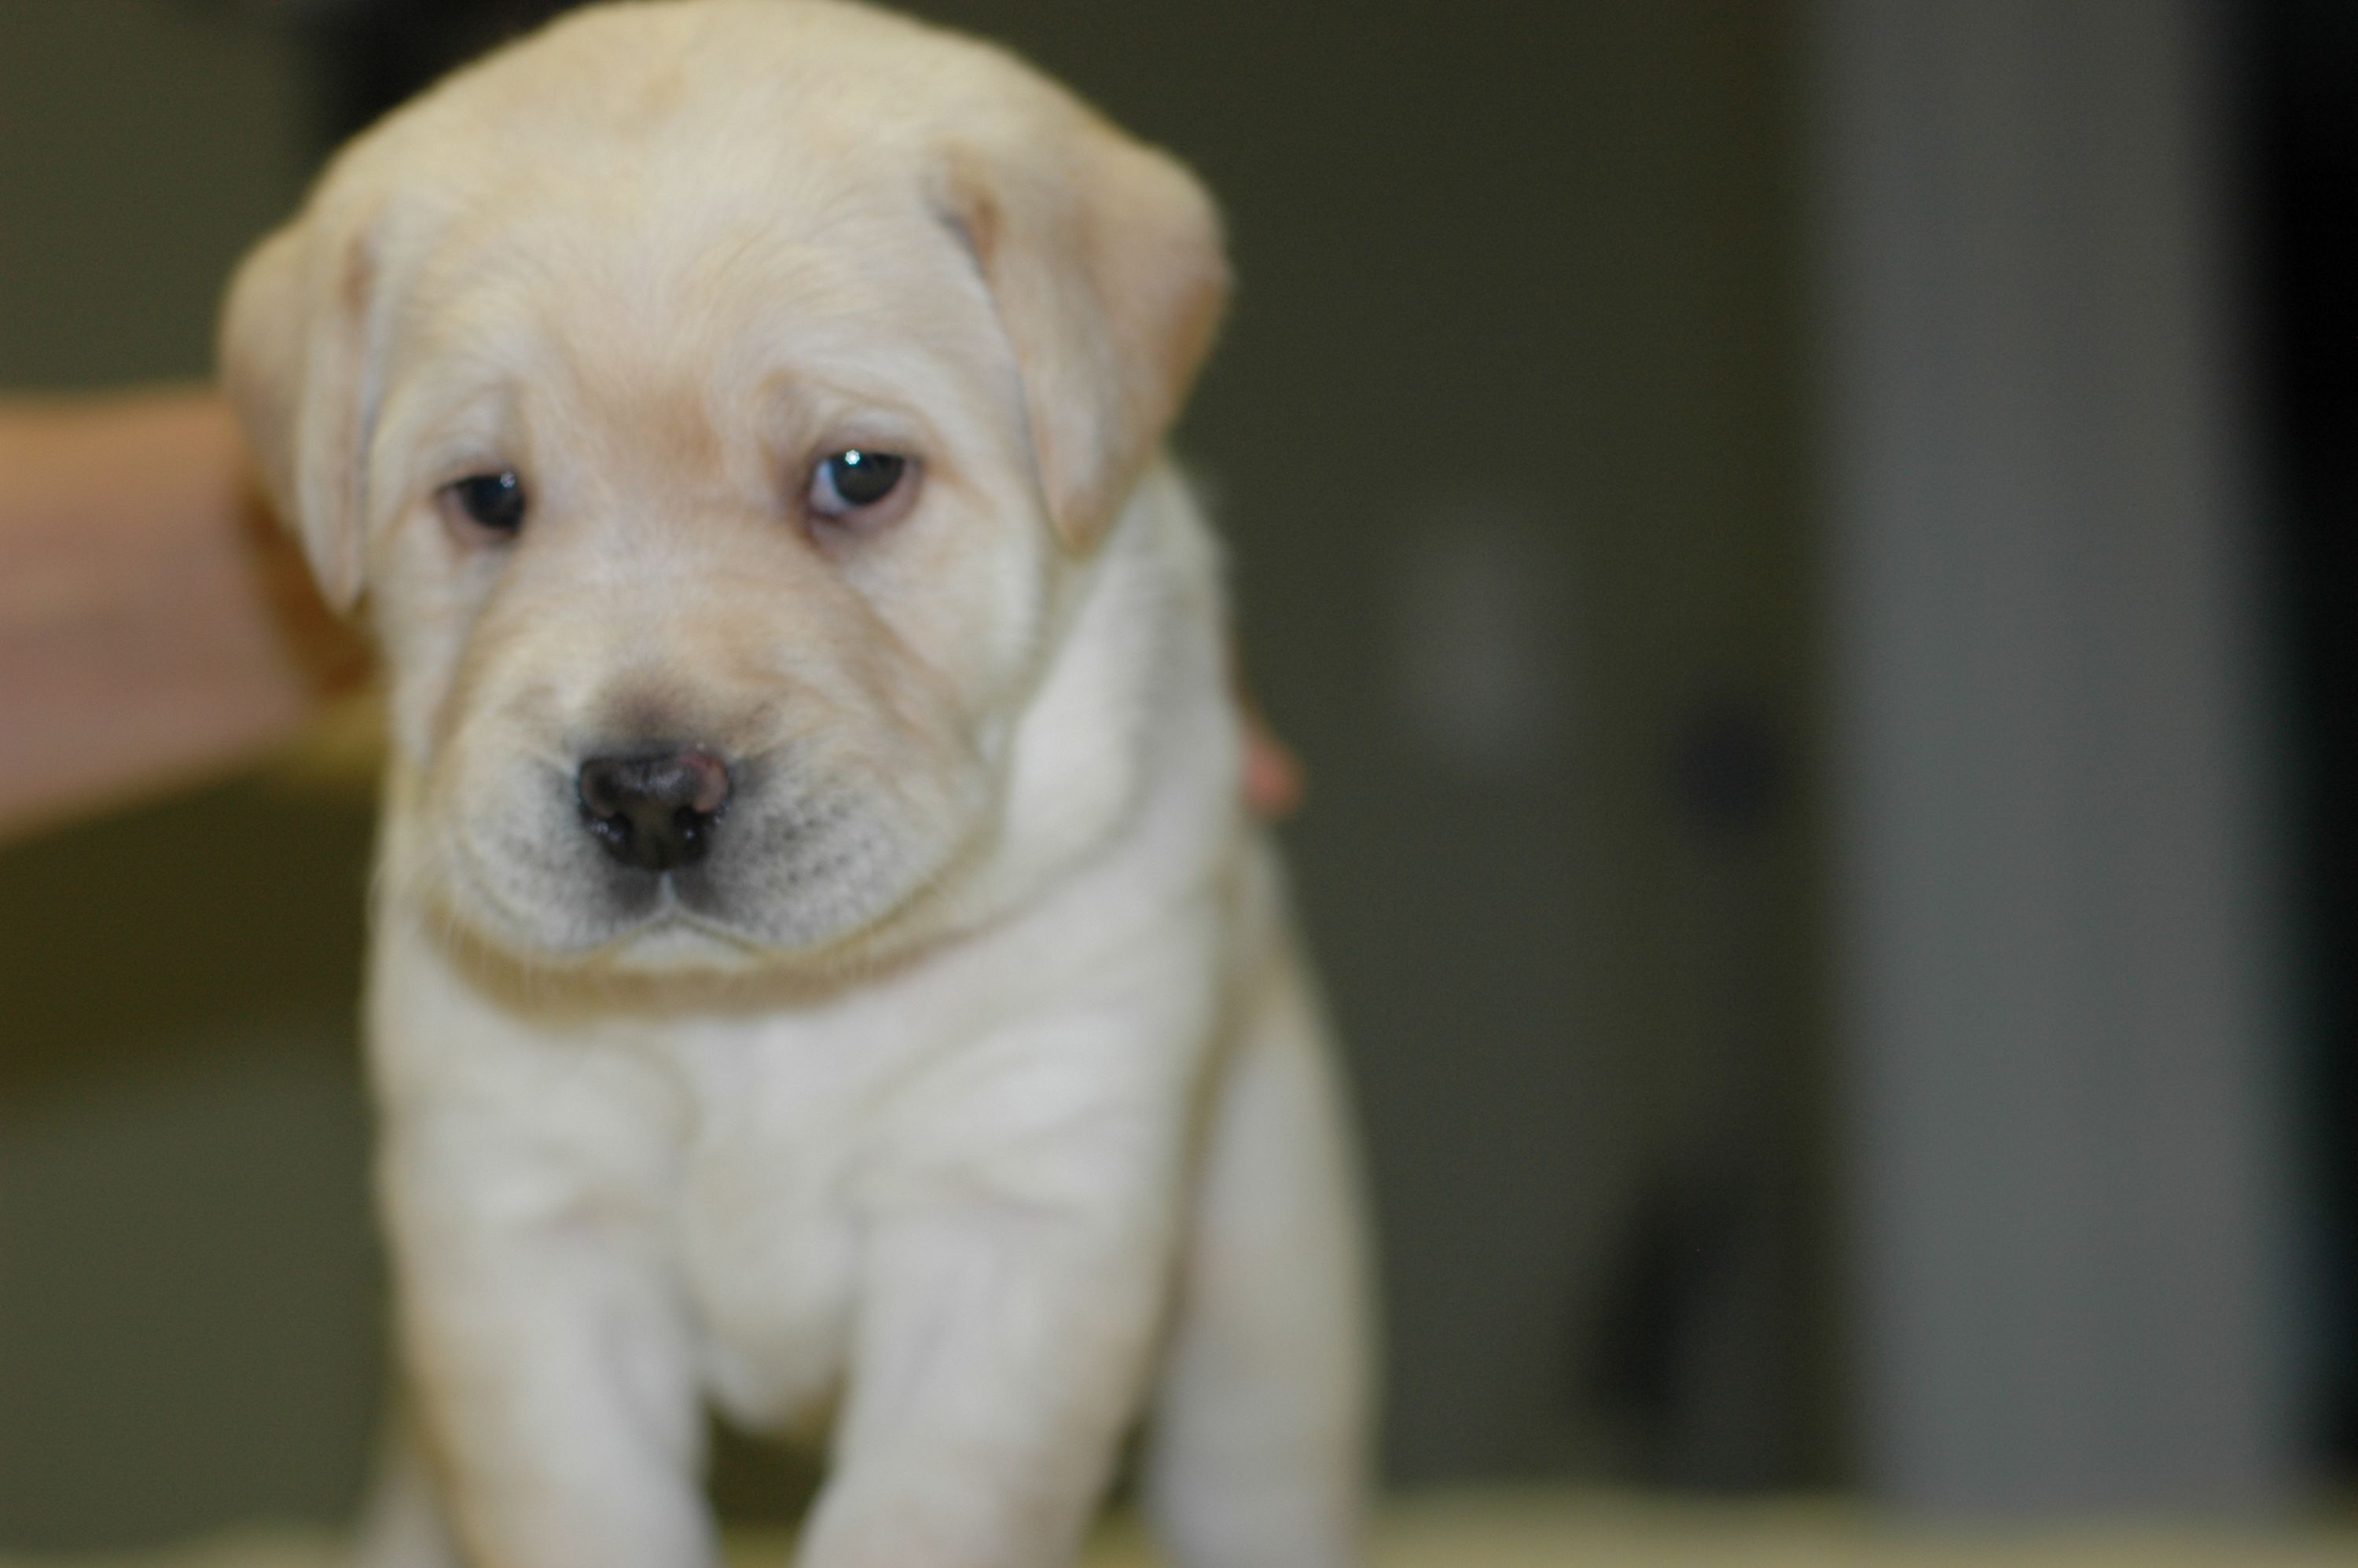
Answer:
[[0, 3, 380, 1547]]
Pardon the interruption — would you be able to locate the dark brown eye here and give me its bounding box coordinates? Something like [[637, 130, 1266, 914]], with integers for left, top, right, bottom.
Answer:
[[807, 450, 908, 518], [446, 470, 527, 534]]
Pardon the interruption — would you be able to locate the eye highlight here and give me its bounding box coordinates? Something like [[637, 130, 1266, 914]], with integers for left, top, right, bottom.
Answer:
[[806, 449, 910, 521], [443, 469, 527, 536]]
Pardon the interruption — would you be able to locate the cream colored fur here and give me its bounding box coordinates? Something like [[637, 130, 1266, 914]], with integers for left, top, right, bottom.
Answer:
[[218, 4, 1372, 1566]]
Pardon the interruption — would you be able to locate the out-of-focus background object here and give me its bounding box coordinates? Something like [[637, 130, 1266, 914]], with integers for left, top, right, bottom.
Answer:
[[0, 0, 2349, 1552], [5, 1494, 2358, 1568], [1811, 0, 2314, 1518]]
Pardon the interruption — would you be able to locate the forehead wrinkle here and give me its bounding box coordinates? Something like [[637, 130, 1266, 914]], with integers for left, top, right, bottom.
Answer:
[[401, 119, 998, 364], [380, 265, 564, 464], [542, 247, 996, 469], [377, 158, 1027, 527]]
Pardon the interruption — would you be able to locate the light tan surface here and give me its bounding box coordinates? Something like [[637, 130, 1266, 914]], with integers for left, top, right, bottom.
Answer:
[[15, 1492, 2356, 1568]]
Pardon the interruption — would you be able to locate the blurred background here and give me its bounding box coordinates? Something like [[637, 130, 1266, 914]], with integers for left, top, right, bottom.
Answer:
[[0, 0, 2348, 1549]]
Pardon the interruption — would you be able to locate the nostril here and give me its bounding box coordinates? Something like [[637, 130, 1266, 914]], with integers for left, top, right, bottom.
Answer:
[[577, 757, 632, 821], [576, 747, 732, 872]]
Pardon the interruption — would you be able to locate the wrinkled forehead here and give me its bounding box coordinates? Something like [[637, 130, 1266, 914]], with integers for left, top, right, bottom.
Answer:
[[374, 152, 1018, 463]]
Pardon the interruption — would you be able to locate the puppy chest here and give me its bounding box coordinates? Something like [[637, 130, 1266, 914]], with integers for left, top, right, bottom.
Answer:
[[674, 1121, 858, 1434]]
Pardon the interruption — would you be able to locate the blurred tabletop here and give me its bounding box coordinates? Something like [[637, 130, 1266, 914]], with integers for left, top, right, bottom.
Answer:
[[9, 1489, 2356, 1568]]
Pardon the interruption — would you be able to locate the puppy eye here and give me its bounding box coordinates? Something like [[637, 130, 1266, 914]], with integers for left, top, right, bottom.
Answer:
[[806, 450, 909, 519], [445, 470, 527, 534]]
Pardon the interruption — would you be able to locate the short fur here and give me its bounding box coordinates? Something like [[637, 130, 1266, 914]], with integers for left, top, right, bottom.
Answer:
[[219, 4, 1372, 1566]]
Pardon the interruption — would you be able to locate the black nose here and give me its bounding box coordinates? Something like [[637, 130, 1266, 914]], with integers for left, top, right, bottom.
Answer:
[[577, 748, 732, 872]]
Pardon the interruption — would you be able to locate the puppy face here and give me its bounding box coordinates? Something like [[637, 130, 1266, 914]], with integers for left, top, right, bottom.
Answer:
[[221, 0, 1226, 970], [373, 195, 1037, 963]]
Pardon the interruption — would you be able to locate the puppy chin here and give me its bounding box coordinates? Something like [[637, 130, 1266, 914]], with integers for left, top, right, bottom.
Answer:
[[587, 912, 773, 975]]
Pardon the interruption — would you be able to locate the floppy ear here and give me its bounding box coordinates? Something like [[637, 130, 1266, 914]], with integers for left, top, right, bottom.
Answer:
[[939, 116, 1229, 550], [219, 204, 381, 612]]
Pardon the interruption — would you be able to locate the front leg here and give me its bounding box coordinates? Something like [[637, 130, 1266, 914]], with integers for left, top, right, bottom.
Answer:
[[381, 1118, 714, 1568], [799, 1203, 1176, 1568], [1144, 929, 1374, 1568], [798, 1023, 1197, 1568]]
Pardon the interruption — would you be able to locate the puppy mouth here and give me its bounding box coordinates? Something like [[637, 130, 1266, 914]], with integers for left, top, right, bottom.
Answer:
[[439, 813, 905, 968], [582, 844, 778, 951], [433, 800, 756, 963], [594, 879, 772, 961]]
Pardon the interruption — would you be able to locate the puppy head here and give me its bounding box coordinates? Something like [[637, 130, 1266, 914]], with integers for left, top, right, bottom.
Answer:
[[220, 0, 1226, 971]]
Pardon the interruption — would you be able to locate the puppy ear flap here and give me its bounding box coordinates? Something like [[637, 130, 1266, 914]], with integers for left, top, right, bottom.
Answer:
[[938, 117, 1229, 551], [219, 207, 382, 612]]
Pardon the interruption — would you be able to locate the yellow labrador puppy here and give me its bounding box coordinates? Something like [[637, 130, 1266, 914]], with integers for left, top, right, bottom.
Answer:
[[219, 2, 1371, 1566]]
